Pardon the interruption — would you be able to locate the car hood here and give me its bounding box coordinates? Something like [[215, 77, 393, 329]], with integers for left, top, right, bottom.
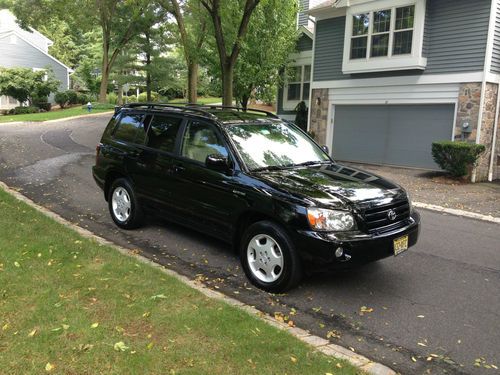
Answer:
[[252, 163, 403, 208]]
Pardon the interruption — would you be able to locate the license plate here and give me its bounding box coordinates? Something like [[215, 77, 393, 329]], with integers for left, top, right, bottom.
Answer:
[[393, 235, 409, 256]]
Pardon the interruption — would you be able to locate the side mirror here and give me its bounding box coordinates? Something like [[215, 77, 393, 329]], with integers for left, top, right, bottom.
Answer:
[[205, 154, 230, 172], [321, 145, 329, 154]]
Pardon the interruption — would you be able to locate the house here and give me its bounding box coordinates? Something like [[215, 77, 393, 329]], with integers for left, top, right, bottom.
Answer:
[[0, 9, 72, 109], [298, 0, 499, 182], [277, 0, 316, 122]]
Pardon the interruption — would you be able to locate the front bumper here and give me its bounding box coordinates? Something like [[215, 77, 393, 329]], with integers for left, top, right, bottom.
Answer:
[[293, 211, 420, 271]]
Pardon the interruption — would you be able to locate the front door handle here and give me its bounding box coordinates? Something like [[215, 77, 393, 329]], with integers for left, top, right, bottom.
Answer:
[[173, 165, 185, 173]]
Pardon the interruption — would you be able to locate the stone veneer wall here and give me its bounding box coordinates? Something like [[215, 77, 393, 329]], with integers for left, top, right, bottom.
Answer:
[[475, 83, 499, 181], [308, 89, 329, 145], [454, 83, 482, 141]]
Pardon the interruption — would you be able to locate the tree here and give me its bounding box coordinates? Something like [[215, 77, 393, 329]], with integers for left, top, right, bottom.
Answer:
[[232, 0, 297, 109], [164, 0, 208, 103], [0, 67, 60, 105], [11, 0, 148, 103], [200, 0, 260, 106]]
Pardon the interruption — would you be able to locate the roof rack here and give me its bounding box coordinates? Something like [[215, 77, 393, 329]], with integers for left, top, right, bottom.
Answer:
[[117, 102, 279, 120], [188, 104, 279, 119], [119, 102, 217, 119]]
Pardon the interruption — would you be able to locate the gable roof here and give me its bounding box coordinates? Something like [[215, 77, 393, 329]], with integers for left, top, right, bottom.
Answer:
[[0, 29, 73, 73]]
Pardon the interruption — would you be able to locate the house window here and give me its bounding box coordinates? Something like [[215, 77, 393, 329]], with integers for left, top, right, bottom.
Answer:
[[350, 5, 414, 60], [342, 0, 426, 74], [286, 65, 311, 103]]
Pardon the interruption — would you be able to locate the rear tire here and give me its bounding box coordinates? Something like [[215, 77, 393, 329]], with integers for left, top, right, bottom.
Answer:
[[240, 221, 302, 293], [108, 178, 143, 229]]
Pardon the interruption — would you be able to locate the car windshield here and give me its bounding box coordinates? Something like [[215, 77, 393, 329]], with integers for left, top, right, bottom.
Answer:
[[225, 122, 331, 171]]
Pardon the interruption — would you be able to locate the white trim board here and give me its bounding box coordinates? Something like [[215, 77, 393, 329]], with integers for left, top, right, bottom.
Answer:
[[312, 72, 485, 89]]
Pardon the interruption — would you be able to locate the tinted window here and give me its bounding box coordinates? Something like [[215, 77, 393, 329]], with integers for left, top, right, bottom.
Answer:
[[181, 122, 228, 163], [147, 115, 183, 153], [113, 114, 144, 143]]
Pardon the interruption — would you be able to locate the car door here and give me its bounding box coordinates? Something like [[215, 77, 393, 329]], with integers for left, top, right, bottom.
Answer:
[[127, 113, 184, 212], [169, 120, 246, 239]]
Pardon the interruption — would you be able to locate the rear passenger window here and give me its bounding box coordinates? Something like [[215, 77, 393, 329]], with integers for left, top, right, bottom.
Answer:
[[147, 115, 182, 153], [113, 114, 145, 143]]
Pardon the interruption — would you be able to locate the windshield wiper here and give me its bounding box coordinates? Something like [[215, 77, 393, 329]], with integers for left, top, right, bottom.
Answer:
[[251, 165, 288, 172], [288, 161, 331, 167]]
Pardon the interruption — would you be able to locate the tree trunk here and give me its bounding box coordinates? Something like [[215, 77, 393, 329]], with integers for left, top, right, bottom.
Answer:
[[240, 93, 250, 110], [99, 43, 109, 103], [187, 62, 198, 103], [117, 83, 123, 105], [222, 63, 233, 106], [146, 32, 152, 102]]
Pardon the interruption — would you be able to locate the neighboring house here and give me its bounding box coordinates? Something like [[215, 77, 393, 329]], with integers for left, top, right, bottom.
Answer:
[[277, 0, 316, 121], [0, 9, 72, 109], [303, 0, 500, 182]]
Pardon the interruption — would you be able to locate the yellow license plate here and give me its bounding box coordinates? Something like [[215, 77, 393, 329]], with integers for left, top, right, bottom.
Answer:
[[393, 235, 409, 256]]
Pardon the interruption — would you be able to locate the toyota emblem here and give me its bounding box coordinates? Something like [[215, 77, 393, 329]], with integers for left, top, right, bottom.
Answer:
[[387, 209, 397, 221]]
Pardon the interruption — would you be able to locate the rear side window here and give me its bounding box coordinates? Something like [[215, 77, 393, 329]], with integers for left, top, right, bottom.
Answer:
[[113, 114, 145, 143], [147, 115, 183, 153]]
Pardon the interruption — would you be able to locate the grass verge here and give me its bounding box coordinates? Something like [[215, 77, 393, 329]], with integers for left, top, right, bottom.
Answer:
[[0, 106, 114, 123], [168, 97, 222, 105], [0, 187, 362, 375]]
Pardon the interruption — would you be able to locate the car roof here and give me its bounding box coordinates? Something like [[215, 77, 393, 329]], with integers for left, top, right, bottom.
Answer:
[[116, 103, 283, 125]]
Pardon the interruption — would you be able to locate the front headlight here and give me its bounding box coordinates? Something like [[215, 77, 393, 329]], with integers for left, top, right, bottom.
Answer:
[[405, 190, 413, 213], [307, 208, 356, 232]]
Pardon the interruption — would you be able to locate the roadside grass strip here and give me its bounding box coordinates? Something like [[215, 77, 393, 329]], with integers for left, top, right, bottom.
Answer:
[[0, 106, 114, 123], [0, 187, 362, 375]]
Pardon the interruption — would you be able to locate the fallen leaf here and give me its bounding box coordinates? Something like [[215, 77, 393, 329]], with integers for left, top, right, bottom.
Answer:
[[114, 341, 129, 352], [142, 311, 151, 318], [417, 315, 425, 318], [150, 294, 168, 301], [62, 324, 70, 330], [360, 306, 374, 313], [14, 261, 20, 268], [326, 330, 341, 339], [411, 356, 417, 362], [336, 363, 343, 368], [417, 342, 427, 347], [2, 323, 9, 331], [91, 323, 99, 329], [28, 329, 37, 337], [290, 356, 297, 363], [45, 363, 55, 372]]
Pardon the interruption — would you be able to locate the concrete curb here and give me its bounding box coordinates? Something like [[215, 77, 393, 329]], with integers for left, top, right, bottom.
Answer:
[[0, 180, 395, 375], [414, 202, 500, 224], [0, 111, 113, 126]]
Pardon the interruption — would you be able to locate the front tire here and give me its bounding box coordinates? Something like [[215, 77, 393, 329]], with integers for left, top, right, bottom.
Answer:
[[240, 221, 302, 293], [108, 178, 143, 229]]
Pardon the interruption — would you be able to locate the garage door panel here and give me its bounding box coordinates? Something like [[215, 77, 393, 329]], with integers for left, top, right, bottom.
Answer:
[[333, 104, 455, 169]]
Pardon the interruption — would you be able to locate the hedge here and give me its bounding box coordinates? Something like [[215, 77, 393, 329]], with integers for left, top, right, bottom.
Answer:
[[431, 141, 486, 177]]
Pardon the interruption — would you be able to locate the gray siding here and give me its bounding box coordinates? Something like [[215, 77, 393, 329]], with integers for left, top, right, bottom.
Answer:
[[297, 34, 313, 52], [492, 4, 500, 74], [298, 0, 310, 27], [0, 34, 69, 92], [313, 17, 346, 81], [313, 0, 491, 82], [425, 0, 490, 74]]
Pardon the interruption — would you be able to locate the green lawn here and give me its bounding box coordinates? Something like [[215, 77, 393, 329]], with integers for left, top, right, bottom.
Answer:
[[0, 105, 114, 123], [0, 187, 362, 375], [168, 97, 222, 105]]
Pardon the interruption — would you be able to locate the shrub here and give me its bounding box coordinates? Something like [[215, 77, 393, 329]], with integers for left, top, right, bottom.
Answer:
[[76, 93, 91, 104], [107, 92, 118, 104], [9, 106, 39, 115], [54, 91, 68, 109], [137, 91, 159, 103], [66, 90, 79, 105], [294, 101, 308, 132], [35, 102, 52, 112], [432, 141, 486, 177]]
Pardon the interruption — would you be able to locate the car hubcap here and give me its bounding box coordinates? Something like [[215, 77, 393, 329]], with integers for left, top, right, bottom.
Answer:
[[247, 234, 283, 283], [112, 187, 131, 222]]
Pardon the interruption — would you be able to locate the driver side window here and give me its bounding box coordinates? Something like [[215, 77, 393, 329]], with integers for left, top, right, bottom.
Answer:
[[181, 121, 228, 163]]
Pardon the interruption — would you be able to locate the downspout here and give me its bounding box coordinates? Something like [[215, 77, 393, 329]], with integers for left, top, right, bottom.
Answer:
[[488, 84, 500, 181], [472, 0, 496, 182], [307, 16, 317, 133]]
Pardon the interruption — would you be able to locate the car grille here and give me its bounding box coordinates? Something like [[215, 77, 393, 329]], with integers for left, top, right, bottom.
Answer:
[[362, 199, 410, 233]]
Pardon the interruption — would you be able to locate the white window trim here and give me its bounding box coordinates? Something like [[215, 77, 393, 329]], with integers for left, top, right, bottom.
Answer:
[[342, 0, 427, 74], [283, 51, 312, 111]]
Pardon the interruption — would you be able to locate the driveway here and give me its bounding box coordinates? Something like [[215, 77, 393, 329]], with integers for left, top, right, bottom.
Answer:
[[0, 115, 499, 375]]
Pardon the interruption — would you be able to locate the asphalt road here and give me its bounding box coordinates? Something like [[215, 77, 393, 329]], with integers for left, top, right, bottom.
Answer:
[[0, 115, 499, 375]]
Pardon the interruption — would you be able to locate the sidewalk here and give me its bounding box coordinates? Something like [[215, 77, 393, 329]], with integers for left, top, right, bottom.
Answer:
[[345, 162, 500, 218]]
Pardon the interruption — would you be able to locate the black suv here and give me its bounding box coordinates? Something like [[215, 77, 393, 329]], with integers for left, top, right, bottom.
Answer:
[[93, 103, 420, 292]]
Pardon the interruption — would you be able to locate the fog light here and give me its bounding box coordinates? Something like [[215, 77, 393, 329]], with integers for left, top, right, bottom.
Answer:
[[335, 247, 344, 258]]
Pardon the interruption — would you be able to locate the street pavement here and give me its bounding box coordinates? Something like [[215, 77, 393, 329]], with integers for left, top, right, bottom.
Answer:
[[0, 115, 499, 374]]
